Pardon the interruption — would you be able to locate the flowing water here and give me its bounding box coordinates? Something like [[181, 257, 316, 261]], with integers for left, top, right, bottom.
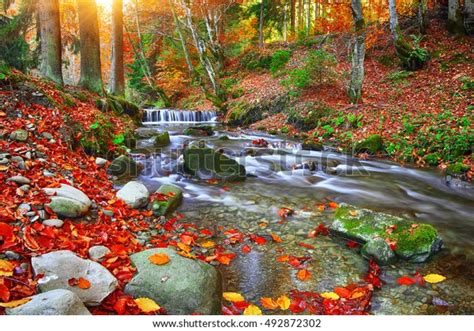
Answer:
[[132, 113, 474, 315]]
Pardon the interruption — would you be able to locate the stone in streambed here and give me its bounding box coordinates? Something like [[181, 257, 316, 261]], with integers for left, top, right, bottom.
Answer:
[[9, 129, 28, 142], [183, 145, 246, 182], [7, 175, 31, 184], [354, 134, 384, 154], [43, 184, 91, 218], [154, 131, 171, 147], [88, 245, 111, 261], [42, 219, 64, 228], [150, 184, 183, 216], [5, 289, 91, 315], [32, 250, 118, 306], [330, 204, 443, 263], [361, 238, 397, 265], [124, 248, 222, 315], [107, 155, 142, 178], [183, 126, 214, 137], [116, 181, 149, 208]]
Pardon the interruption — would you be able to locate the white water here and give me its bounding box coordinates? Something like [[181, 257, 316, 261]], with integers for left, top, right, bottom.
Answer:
[[143, 109, 217, 124]]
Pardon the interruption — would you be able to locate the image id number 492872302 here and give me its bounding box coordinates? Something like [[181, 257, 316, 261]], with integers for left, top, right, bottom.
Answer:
[[263, 318, 322, 328]]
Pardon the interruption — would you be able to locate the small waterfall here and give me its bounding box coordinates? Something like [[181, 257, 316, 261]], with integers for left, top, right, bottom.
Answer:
[[143, 109, 218, 124]]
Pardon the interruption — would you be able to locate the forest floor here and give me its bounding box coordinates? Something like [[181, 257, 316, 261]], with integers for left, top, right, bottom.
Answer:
[[180, 19, 473, 181]]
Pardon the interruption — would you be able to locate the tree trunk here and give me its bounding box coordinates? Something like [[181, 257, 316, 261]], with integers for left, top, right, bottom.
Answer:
[[417, 0, 428, 34], [388, 0, 399, 41], [298, 0, 303, 32], [466, 0, 474, 34], [78, 0, 103, 93], [348, 0, 365, 103], [290, 0, 296, 35], [109, 0, 125, 95], [447, 0, 464, 33], [305, 0, 311, 35], [258, 0, 264, 48], [38, 0, 63, 85]]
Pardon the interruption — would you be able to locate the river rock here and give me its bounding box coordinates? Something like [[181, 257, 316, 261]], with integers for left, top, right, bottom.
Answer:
[[42, 219, 64, 228], [354, 134, 384, 154], [88, 245, 111, 261], [10, 129, 29, 142], [5, 289, 91, 315], [124, 248, 222, 315], [95, 157, 107, 167], [7, 175, 31, 184], [107, 155, 142, 178], [43, 184, 91, 218], [150, 184, 183, 216], [361, 237, 397, 265], [32, 250, 118, 306], [116, 181, 149, 208], [154, 131, 171, 147], [183, 126, 214, 137], [330, 204, 443, 263], [183, 145, 246, 181]]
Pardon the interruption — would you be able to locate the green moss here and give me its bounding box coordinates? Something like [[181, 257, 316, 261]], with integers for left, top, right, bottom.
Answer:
[[154, 131, 171, 147], [354, 134, 384, 154], [393, 224, 438, 254]]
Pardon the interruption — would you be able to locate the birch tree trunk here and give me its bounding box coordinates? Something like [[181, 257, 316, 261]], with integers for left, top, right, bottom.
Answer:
[[258, 0, 264, 48], [78, 0, 103, 93], [447, 0, 464, 33], [38, 0, 63, 85], [388, 0, 399, 41], [305, 0, 311, 35], [348, 0, 365, 103], [109, 0, 125, 95]]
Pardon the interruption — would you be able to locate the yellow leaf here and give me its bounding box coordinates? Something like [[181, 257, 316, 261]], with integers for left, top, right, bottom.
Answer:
[[200, 240, 215, 248], [423, 273, 446, 284], [134, 297, 160, 313], [243, 304, 262, 315], [223, 292, 245, 302], [320, 292, 340, 300], [0, 165, 8, 171], [0, 259, 14, 277], [0, 297, 31, 308], [276, 295, 291, 310], [177, 242, 191, 253], [148, 253, 170, 265], [260, 297, 279, 310]]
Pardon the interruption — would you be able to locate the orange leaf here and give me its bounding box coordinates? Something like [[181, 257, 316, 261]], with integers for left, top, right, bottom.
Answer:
[[296, 269, 311, 281], [276, 255, 289, 262], [276, 295, 291, 310], [260, 297, 279, 310], [78, 277, 91, 289], [148, 253, 170, 265], [328, 202, 339, 209], [271, 233, 283, 243]]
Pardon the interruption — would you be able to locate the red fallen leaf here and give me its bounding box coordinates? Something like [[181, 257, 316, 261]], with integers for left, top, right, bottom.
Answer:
[[222, 186, 231, 191], [385, 238, 397, 251], [364, 260, 382, 289], [113, 297, 129, 315], [289, 297, 307, 313], [346, 240, 360, 248], [200, 229, 213, 236], [241, 245, 252, 254], [385, 224, 397, 235], [206, 179, 219, 185], [249, 234, 267, 245], [276, 255, 289, 262], [328, 201, 339, 209], [278, 207, 294, 219], [334, 287, 351, 299], [298, 242, 315, 249], [0, 283, 10, 302], [180, 234, 194, 246], [252, 138, 268, 147], [397, 276, 416, 286], [232, 300, 250, 310], [309, 223, 329, 238]]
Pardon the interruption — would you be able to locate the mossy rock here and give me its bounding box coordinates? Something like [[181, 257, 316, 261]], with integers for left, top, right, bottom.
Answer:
[[183, 126, 214, 137], [354, 134, 384, 154], [150, 184, 183, 216], [361, 238, 397, 265], [183, 145, 246, 182], [302, 141, 324, 151], [330, 204, 443, 263], [218, 135, 230, 141], [107, 155, 142, 178], [154, 131, 171, 147]]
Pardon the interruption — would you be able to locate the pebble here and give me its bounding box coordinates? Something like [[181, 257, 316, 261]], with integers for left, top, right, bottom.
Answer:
[[88, 245, 111, 261], [7, 175, 31, 185], [29, 215, 40, 223], [95, 157, 107, 167], [0, 158, 9, 165], [5, 251, 21, 260], [18, 203, 31, 214], [102, 209, 114, 217], [11, 156, 23, 163], [43, 170, 55, 177], [42, 219, 64, 228], [18, 185, 30, 192]]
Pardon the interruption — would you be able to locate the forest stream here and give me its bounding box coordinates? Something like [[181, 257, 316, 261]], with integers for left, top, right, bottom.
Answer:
[[130, 111, 474, 315]]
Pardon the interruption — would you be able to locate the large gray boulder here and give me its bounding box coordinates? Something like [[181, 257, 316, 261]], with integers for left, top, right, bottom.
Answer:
[[124, 248, 222, 315], [5, 289, 91, 315], [32, 250, 118, 306], [43, 184, 91, 218], [330, 204, 443, 263], [150, 184, 183, 216], [116, 181, 149, 208]]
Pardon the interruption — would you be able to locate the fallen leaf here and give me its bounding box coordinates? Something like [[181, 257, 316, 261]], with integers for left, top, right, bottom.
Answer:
[[78, 277, 91, 289], [148, 253, 170, 265], [320, 292, 340, 300], [223, 292, 245, 302], [397, 276, 416, 286], [0, 259, 14, 277], [0, 297, 31, 308], [423, 273, 446, 284], [200, 240, 215, 248], [135, 297, 160, 313], [328, 202, 339, 209], [260, 297, 279, 310], [243, 304, 262, 315], [276, 295, 290, 310], [296, 269, 311, 281]]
